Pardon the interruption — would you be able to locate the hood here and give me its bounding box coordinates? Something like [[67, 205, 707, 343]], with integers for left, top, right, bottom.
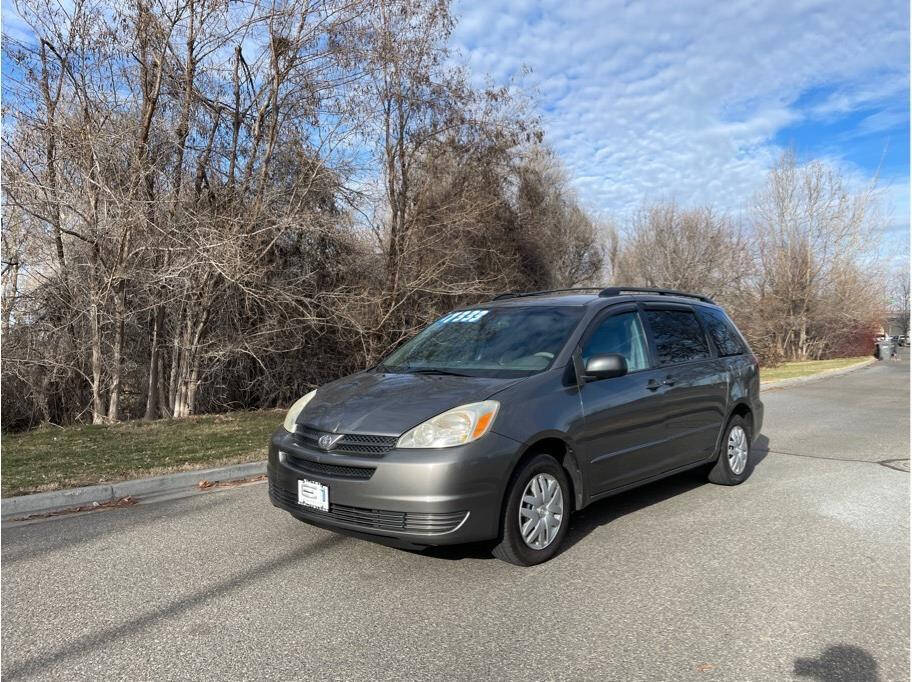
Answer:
[[297, 371, 521, 436]]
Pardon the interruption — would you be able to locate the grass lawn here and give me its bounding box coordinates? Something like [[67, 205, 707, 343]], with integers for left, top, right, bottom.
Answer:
[[2, 409, 283, 497], [760, 356, 871, 383]]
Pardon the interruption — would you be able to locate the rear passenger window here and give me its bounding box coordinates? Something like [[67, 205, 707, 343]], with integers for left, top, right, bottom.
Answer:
[[697, 308, 746, 357], [644, 309, 710, 365]]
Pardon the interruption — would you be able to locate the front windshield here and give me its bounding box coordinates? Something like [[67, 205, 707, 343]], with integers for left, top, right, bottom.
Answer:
[[380, 306, 584, 377]]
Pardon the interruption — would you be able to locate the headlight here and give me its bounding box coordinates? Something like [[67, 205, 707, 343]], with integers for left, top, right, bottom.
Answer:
[[283, 389, 317, 432], [397, 400, 500, 448]]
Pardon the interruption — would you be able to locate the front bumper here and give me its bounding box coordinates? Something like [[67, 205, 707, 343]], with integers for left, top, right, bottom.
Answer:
[[267, 428, 521, 546]]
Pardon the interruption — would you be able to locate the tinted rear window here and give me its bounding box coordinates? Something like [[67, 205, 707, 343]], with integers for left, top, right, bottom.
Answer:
[[644, 309, 710, 365], [697, 307, 746, 357]]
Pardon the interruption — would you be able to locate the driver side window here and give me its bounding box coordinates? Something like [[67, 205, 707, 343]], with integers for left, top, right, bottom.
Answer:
[[582, 311, 650, 372]]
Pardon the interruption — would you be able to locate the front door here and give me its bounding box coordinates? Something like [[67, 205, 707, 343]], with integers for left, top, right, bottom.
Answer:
[[576, 307, 673, 492]]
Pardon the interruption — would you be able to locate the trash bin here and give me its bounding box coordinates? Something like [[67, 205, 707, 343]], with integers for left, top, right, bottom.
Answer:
[[876, 340, 892, 360]]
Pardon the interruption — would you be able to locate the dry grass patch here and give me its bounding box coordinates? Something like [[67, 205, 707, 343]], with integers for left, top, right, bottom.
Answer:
[[761, 356, 871, 383], [2, 410, 282, 497]]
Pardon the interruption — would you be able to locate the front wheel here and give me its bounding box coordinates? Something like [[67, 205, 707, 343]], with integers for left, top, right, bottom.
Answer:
[[708, 415, 752, 485], [492, 453, 571, 566]]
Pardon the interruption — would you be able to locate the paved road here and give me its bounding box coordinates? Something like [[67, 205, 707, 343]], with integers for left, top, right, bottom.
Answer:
[[3, 355, 909, 681]]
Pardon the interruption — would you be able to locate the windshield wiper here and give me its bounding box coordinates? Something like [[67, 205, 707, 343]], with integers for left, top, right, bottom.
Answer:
[[405, 367, 472, 377]]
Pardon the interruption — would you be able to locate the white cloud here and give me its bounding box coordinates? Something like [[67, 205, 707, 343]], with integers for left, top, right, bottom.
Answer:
[[452, 0, 910, 256], [807, 72, 908, 120]]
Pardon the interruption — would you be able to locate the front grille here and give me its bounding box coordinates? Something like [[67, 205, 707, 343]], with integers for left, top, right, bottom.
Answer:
[[294, 425, 397, 457], [269, 482, 467, 534], [283, 453, 375, 480]]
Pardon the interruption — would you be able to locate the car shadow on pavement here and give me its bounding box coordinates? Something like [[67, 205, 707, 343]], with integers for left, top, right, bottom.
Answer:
[[559, 465, 712, 555], [794, 644, 880, 681], [752, 433, 770, 466], [421, 434, 772, 562]]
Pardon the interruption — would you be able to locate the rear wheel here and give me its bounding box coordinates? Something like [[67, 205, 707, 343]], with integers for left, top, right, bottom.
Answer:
[[492, 453, 571, 566], [708, 415, 752, 485]]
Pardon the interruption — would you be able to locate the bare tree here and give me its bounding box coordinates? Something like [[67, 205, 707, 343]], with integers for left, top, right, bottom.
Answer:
[[513, 146, 605, 288], [749, 151, 884, 361], [613, 202, 751, 300], [2, 0, 606, 430], [1, 209, 27, 338]]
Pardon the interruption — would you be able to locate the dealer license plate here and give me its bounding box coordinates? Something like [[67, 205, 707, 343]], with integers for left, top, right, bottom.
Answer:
[[297, 478, 329, 511]]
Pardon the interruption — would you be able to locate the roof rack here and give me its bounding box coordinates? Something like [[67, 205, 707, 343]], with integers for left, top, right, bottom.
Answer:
[[598, 286, 714, 304], [491, 287, 602, 301], [491, 286, 715, 304]]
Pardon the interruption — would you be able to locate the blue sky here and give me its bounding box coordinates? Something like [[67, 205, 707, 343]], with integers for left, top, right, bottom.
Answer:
[[452, 0, 910, 267]]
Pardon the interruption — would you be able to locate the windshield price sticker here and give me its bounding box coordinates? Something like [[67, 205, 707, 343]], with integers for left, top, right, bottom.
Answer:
[[437, 310, 489, 324]]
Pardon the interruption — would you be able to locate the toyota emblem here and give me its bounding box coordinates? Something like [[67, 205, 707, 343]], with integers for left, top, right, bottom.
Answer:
[[318, 433, 343, 451]]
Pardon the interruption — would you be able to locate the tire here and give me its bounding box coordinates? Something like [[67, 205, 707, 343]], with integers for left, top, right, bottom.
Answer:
[[708, 415, 752, 486], [492, 453, 571, 566]]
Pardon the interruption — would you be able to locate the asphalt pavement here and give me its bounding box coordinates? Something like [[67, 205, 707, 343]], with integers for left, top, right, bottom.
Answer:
[[2, 353, 909, 681]]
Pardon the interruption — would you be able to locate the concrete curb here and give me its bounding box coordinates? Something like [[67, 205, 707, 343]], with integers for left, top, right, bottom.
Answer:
[[760, 357, 876, 392], [1, 461, 266, 521]]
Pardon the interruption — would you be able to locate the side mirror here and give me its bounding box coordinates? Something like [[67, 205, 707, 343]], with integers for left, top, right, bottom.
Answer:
[[584, 353, 627, 381]]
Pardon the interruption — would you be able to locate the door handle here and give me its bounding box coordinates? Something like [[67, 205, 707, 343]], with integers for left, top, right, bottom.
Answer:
[[646, 379, 662, 391], [662, 376, 677, 386]]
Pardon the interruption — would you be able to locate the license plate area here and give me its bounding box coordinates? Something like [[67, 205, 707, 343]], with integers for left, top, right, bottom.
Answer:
[[297, 478, 329, 511]]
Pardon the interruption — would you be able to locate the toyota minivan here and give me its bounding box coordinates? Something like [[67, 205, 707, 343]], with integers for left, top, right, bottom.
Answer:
[[268, 287, 763, 565]]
